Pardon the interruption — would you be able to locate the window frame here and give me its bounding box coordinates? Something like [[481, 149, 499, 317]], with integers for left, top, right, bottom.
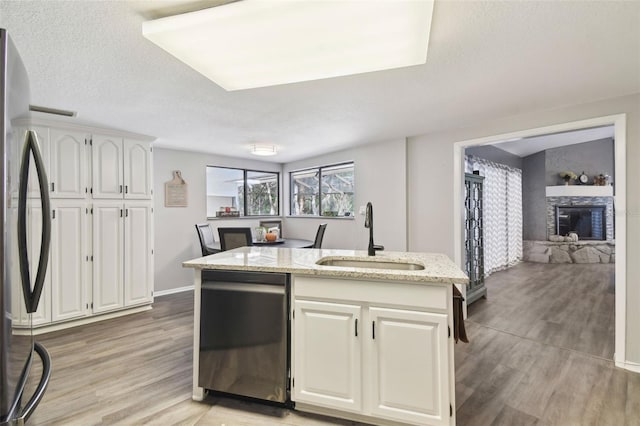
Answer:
[[289, 161, 355, 218], [206, 165, 280, 219]]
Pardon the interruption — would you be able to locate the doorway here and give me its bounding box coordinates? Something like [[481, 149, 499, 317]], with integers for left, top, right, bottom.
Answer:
[[452, 114, 627, 369]]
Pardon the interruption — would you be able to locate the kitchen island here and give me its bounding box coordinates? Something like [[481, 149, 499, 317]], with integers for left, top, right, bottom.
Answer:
[[183, 247, 468, 426]]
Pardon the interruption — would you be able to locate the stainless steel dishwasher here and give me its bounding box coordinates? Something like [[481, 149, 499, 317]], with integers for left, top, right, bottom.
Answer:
[[199, 270, 290, 405]]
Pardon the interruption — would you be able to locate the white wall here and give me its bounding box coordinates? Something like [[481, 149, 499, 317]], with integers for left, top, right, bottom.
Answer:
[[154, 139, 407, 293], [153, 92, 640, 365], [153, 148, 282, 292], [407, 93, 640, 364], [282, 139, 407, 251]]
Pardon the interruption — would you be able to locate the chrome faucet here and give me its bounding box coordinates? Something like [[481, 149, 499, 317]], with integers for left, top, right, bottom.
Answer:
[[364, 202, 384, 256]]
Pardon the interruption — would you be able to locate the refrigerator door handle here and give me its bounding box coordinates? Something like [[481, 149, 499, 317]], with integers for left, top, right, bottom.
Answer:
[[16, 342, 52, 424], [17, 130, 51, 314]]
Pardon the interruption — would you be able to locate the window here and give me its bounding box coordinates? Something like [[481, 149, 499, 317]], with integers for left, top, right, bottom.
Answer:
[[290, 162, 354, 217], [206, 166, 279, 218]]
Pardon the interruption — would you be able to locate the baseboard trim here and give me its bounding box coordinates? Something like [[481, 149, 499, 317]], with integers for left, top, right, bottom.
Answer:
[[616, 359, 640, 373], [15, 305, 152, 336], [154, 285, 194, 297]]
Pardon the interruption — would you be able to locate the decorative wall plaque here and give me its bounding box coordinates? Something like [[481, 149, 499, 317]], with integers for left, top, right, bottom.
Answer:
[[165, 170, 188, 207]]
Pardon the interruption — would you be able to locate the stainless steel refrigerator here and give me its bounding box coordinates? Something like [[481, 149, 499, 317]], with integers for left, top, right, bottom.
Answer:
[[1, 29, 51, 425]]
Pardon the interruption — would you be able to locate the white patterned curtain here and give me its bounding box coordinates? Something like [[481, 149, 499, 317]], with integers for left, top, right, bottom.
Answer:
[[465, 155, 522, 276]]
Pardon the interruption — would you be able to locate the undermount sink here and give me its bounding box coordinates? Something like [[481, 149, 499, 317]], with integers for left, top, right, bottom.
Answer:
[[316, 258, 425, 271]]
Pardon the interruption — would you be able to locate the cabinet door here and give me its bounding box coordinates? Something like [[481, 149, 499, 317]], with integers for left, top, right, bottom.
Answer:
[[124, 203, 153, 306], [49, 129, 86, 199], [369, 307, 450, 426], [50, 201, 87, 322], [27, 126, 51, 198], [9, 205, 27, 324], [92, 134, 124, 199], [293, 300, 362, 413], [10, 126, 50, 199], [123, 140, 152, 199], [29, 204, 52, 325], [92, 203, 124, 313], [11, 204, 52, 326]]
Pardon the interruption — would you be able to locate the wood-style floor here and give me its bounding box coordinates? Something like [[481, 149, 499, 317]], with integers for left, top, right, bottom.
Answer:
[[26, 262, 639, 425], [456, 262, 640, 425]]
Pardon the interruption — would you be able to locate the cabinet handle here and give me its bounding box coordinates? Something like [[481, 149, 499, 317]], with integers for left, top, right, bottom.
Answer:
[[120, 209, 123, 217], [51, 182, 54, 192], [125, 208, 128, 217], [372, 321, 376, 340], [355, 318, 358, 337], [119, 185, 123, 193], [125, 185, 128, 194]]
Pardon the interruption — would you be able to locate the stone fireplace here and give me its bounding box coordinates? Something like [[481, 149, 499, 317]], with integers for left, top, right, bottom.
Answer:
[[546, 195, 614, 241], [523, 191, 615, 264]]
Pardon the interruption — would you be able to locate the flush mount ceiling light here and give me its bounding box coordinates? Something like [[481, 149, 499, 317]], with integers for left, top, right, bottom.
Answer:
[[250, 144, 278, 156], [142, 0, 434, 91]]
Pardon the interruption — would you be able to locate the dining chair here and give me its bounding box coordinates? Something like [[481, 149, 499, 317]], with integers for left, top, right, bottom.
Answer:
[[259, 220, 283, 238], [218, 227, 253, 251], [312, 223, 327, 248], [195, 223, 220, 256]]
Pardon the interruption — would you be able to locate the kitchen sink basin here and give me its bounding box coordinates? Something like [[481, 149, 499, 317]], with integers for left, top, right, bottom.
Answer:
[[316, 258, 425, 271]]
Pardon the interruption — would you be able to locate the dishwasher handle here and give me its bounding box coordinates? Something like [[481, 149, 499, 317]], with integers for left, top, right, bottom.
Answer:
[[201, 282, 284, 295]]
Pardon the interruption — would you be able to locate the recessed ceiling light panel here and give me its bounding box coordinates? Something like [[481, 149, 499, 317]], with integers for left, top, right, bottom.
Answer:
[[142, 0, 434, 91]]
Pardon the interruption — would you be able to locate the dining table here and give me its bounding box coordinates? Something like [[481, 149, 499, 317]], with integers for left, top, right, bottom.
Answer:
[[205, 238, 314, 254]]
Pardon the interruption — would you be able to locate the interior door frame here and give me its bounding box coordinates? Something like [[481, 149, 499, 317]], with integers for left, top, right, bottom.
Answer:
[[452, 113, 627, 370]]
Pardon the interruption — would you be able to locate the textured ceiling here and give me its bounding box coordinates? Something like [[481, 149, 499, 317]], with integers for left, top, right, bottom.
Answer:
[[1, 1, 639, 163]]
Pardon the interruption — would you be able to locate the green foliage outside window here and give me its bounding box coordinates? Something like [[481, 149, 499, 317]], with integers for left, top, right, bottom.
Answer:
[[206, 166, 279, 218], [291, 163, 354, 217]]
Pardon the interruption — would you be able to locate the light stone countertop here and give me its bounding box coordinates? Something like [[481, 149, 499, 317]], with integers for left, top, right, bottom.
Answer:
[[183, 247, 469, 285]]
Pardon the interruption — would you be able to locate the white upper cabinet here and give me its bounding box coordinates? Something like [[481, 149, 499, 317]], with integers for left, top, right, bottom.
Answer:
[[92, 134, 124, 199], [93, 136, 152, 200], [49, 129, 87, 199], [10, 125, 49, 199], [27, 126, 51, 198], [123, 139, 153, 199]]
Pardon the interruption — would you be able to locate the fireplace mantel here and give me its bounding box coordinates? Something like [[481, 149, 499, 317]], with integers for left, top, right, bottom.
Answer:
[[546, 185, 613, 197]]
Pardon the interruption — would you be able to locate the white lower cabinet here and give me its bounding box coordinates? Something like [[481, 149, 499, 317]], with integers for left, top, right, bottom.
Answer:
[[123, 203, 153, 306], [13, 200, 153, 329], [93, 203, 124, 313], [369, 308, 450, 426], [10, 203, 52, 326], [292, 276, 453, 426], [294, 300, 362, 413], [93, 201, 153, 313], [51, 201, 88, 321]]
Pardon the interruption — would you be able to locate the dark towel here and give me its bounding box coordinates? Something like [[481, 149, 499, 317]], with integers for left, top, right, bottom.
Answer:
[[452, 286, 469, 343]]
